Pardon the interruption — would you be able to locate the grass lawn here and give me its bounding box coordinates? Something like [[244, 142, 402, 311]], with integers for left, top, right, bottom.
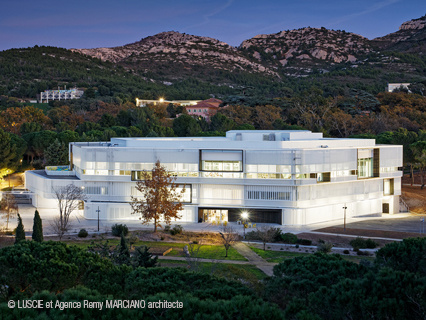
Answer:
[[66, 238, 246, 261], [158, 259, 267, 282], [250, 246, 310, 263], [250, 246, 375, 264]]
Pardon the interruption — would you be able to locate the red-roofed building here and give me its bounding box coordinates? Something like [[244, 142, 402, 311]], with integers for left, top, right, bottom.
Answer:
[[185, 98, 223, 121]]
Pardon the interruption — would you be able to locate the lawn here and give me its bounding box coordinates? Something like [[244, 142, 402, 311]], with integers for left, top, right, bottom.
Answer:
[[250, 246, 375, 264], [158, 259, 267, 283], [250, 246, 310, 263], [66, 238, 247, 261]]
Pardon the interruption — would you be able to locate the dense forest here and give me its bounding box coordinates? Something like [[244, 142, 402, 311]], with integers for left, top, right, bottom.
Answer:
[[0, 88, 426, 180], [1, 238, 425, 319]]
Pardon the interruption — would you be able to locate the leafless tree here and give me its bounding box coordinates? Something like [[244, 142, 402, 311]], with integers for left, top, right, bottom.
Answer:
[[219, 226, 239, 257], [0, 193, 18, 231], [185, 240, 205, 272], [258, 226, 276, 250], [51, 184, 87, 240]]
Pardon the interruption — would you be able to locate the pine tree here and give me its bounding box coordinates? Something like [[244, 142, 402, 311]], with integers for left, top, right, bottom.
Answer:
[[44, 138, 68, 166], [132, 245, 158, 268], [15, 214, 25, 244], [114, 233, 130, 265], [32, 210, 43, 242]]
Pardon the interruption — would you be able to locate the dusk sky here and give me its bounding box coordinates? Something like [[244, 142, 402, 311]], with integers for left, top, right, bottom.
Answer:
[[1, 0, 425, 51]]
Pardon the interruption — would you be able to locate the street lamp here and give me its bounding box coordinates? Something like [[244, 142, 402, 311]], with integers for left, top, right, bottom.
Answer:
[[241, 211, 249, 239], [343, 204, 347, 231]]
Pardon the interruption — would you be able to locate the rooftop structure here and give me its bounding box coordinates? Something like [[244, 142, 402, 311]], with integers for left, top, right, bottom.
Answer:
[[25, 130, 403, 225]]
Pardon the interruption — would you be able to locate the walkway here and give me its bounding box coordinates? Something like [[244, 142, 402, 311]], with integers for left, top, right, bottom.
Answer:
[[157, 255, 250, 265], [231, 242, 276, 276]]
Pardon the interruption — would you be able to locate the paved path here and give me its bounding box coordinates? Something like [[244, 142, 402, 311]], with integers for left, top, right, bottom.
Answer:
[[232, 242, 276, 276]]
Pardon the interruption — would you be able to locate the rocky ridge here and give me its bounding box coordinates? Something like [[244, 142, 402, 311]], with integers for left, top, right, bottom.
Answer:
[[239, 27, 371, 67], [372, 14, 426, 53], [74, 31, 278, 77], [72, 15, 426, 81]]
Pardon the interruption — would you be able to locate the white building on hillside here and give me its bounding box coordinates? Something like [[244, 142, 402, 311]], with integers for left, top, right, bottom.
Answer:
[[25, 130, 403, 225], [38, 88, 84, 103]]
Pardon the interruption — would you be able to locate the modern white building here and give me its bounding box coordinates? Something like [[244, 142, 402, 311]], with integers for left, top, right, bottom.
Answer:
[[38, 88, 84, 103], [25, 130, 403, 225]]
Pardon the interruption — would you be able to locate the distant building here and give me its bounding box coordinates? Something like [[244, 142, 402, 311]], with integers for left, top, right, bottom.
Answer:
[[185, 98, 223, 121], [38, 88, 84, 103], [135, 98, 200, 107], [388, 83, 411, 93]]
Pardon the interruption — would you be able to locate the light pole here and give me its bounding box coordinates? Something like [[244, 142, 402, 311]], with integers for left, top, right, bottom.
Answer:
[[241, 211, 248, 239], [96, 206, 101, 232], [343, 204, 347, 231]]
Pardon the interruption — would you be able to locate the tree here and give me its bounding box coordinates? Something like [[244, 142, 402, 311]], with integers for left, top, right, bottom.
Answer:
[[172, 114, 201, 136], [32, 209, 43, 242], [130, 160, 185, 232], [113, 233, 130, 266], [44, 138, 68, 166], [132, 245, 158, 268], [257, 226, 276, 250], [52, 184, 87, 240], [0, 193, 18, 230], [219, 226, 239, 257], [0, 129, 16, 180], [15, 213, 25, 243], [410, 141, 426, 188]]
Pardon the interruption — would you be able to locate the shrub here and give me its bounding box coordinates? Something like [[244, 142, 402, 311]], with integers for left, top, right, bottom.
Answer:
[[78, 229, 88, 238], [272, 228, 283, 242], [365, 238, 378, 249], [317, 241, 333, 253], [357, 250, 370, 256], [170, 225, 183, 236], [343, 249, 350, 254], [297, 239, 313, 246], [111, 224, 129, 237], [245, 230, 261, 241], [350, 237, 378, 250], [350, 237, 366, 250], [164, 225, 171, 232], [281, 233, 298, 244]]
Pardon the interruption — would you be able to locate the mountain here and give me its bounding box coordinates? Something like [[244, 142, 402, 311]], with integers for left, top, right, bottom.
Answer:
[[372, 14, 426, 54], [239, 27, 371, 70], [74, 31, 279, 80], [1, 15, 426, 101]]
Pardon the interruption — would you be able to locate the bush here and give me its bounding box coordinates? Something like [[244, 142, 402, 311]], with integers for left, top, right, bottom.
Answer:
[[317, 241, 333, 253], [164, 225, 171, 232], [78, 229, 88, 238], [281, 233, 298, 244], [343, 249, 350, 254], [365, 238, 378, 249], [170, 225, 183, 236], [272, 228, 283, 242], [245, 230, 261, 241], [297, 239, 312, 246], [350, 237, 378, 250], [111, 224, 129, 237]]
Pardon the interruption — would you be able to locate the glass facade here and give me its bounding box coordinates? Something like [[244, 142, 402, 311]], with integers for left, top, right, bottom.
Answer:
[[201, 160, 242, 172], [357, 158, 373, 178]]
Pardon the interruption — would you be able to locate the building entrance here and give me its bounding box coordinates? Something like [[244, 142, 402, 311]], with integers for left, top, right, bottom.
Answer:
[[199, 209, 228, 224]]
